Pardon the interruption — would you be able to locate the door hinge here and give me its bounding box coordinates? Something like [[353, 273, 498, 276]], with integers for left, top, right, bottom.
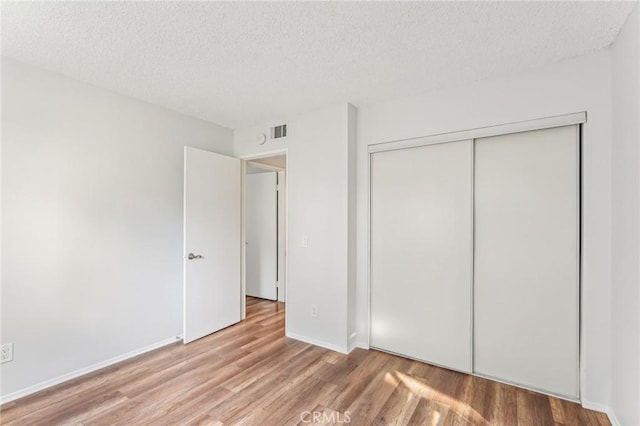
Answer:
[[276, 281, 279, 288]]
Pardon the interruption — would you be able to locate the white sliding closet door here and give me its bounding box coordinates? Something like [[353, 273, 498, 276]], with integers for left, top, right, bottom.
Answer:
[[370, 140, 473, 373], [474, 125, 579, 398]]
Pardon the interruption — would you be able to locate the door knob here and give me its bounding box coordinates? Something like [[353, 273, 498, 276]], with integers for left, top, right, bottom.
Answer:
[[188, 253, 203, 260]]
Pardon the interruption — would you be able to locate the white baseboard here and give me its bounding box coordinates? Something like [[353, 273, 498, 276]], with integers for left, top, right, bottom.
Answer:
[[355, 341, 370, 350], [347, 333, 358, 353], [0, 336, 181, 405], [607, 410, 621, 426], [285, 332, 349, 354], [582, 400, 619, 426]]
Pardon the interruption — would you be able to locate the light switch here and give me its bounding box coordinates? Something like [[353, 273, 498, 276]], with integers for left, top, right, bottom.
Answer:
[[301, 235, 309, 248]]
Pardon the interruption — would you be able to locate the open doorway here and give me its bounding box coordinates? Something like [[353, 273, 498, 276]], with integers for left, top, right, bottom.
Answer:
[[242, 153, 287, 319]]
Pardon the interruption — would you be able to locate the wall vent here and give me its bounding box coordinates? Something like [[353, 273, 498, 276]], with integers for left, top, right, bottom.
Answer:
[[270, 124, 287, 140]]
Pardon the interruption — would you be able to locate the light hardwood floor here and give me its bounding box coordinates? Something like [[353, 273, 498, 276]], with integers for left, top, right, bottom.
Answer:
[[1, 297, 609, 425]]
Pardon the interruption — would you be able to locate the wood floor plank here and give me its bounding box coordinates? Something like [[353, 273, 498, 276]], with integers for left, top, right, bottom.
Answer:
[[95, 362, 240, 425], [326, 349, 393, 412], [294, 404, 348, 426], [549, 397, 581, 426], [219, 340, 311, 393], [213, 347, 330, 424], [516, 388, 556, 426], [6, 391, 128, 426], [485, 381, 515, 425], [380, 360, 445, 425], [185, 414, 223, 426], [345, 355, 411, 424], [456, 374, 492, 424], [316, 348, 370, 386], [372, 381, 420, 425], [206, 346, 326, 423], [409, 397, 449, 425], [0, 297, 610, 426], [240, 377, 337, 426]]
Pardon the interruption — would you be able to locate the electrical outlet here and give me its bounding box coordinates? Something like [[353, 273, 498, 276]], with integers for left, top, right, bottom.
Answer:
[[301, 235, 309, 248], [1, 343, 14, 364], [311, 304, 318, 317]]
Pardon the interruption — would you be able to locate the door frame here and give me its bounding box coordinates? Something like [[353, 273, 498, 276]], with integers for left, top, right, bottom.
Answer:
[[239, 149, 288, 320], [366, 112, 585, 402]]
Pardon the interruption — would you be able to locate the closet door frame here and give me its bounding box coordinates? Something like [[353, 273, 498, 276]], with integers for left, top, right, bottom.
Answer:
[[366, 111, 586, 400]]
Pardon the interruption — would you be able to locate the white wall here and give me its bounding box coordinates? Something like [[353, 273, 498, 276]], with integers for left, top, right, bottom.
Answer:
[[235, 104, 355, 352], [356, 51, 613, 407], [1, 58, 233, 400], [610, 5, 640, 425]]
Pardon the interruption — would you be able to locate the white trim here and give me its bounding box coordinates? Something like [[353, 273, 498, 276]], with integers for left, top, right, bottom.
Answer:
[[581, 401, 619, 426], [366, 147, 372, 349], [607, 409, 621, 426], [241, 159, 247, 320], [182, 147, 188, 342], [346, 331, 358, 354], [355, 341, 370, 350], [0, 336, 181, 405], [276, 170, 287, 303], [238, 149, 288, 160], [246, 160, 284, 172], [469, 139, 475, 374], [607, 410, 620, 426], [580, 400, 608, 412], [368, 112, 587, 153], [285, 332, 349, 355], [579, 124, 588, 402], [574, 126, 582, 399], [283, 154, 289, 335]]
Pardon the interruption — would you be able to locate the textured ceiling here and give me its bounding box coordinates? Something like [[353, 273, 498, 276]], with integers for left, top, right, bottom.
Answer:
[[1, 2, 634, 128]]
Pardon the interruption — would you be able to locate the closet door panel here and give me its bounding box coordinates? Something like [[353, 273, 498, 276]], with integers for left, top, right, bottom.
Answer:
[[370, 140, 473, 372], [474, 126, 579, 398]]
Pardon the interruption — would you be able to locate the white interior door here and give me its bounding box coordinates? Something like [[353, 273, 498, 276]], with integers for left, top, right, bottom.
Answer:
[[246, 172, 278, 300], [474, 126, 579, 398], [370, 140, 473, 373], [183, 147, 241, 344]]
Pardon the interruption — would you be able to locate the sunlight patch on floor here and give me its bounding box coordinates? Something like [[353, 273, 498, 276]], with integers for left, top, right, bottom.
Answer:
[[430, 410, 441, 425], [394, 371, 490, 425], [384, 372, 399, 386]]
